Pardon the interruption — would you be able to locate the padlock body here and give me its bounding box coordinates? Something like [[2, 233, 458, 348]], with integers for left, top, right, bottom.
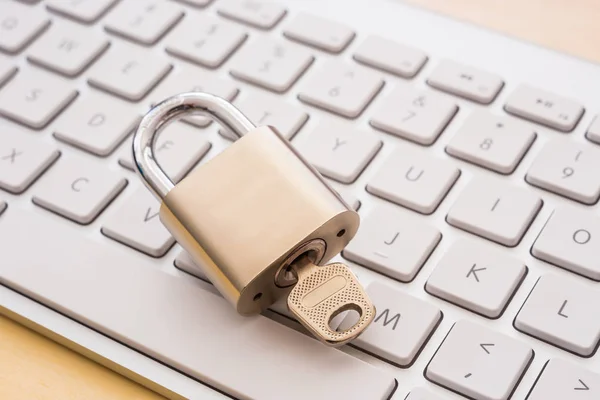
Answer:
[[160, 126, 359, 315]]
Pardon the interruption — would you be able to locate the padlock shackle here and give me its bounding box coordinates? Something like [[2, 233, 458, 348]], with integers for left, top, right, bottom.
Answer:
[[132, 92, 256, 200]]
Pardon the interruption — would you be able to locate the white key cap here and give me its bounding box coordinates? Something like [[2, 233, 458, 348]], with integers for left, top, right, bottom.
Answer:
[[585, 115, 600, 144], [370, 84, 457, 145], [0, 58, 17, 87], [342, 204, 441, 282], [149, 66, 238, 127], [46, 0, 118, 24], [102, 188, 175, 257], [0, 208, 397, 400], [32, 156, 127, 224], [104, 0, 184, 45], [528, 358, 600, 400], [0, 68, 78, 129], [427, 59, 504, 104], [366, 144, 460, 214], [446, 176, 542, 246], [426, 238, 527, 318], [525, 139, 600, 204], [504, 84, 584, 131], [0, 127, 60, 194], [532, 206, 600, 280], [165, 15, 247, 68], [0, 200, 5, 215], [174, 250, 209, 281], [27, 22, 110, 77], [229, 39, 313, 93], [283, 12, 354, 53], [338, 281, 441, 367], [118, 122, 211, 183], [298, 60, 384, 118], [295, 119, 382, 183], [0, 2, 50, 53], [87, 44, 172, 101], [446, 110, 536, 174], [220, 92, 308, 140], [333, 187, 360, 211], [217, 0, 286, 29], [406, 388, 444, 400], [514, 274, 600, 356], [426, 320, 532, 400], [353, 35, 428, 78], [53, 92, 141, 156]]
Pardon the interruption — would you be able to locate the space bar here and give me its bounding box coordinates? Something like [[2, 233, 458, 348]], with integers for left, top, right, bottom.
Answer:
[[0, 208, 396, 400]]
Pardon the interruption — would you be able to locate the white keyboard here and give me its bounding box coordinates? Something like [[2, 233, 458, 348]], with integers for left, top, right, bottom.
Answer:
[[1, 0, 600, 399]]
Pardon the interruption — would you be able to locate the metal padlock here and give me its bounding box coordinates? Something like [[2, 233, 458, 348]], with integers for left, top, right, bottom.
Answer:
[[132, 92, 375, 346]]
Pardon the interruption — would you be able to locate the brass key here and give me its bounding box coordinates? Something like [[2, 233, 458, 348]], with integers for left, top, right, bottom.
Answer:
[[132, 91, 375, 346], [286, 253, 375, 346]]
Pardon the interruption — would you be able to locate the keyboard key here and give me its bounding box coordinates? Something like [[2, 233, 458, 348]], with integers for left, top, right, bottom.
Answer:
[[532, 206, 600, 280], [527, 358, 600, 400], [353, 35, 427, 78], [295, 119, 382, 183], [338, 281, 441, 367], [220, 92, 308, 140], [0, 58, 17, 87], [165, 14, 247, 68], [46, 0, 118, 23], [406, 388, 444, 400], [446, 110, 536, 174], [0, 128, 60, 194], [104, 0, 184, 45], [585, 114, 600, 144], [87, 44, 172, 101], [514, 274, 600, 356], [118, 122, 211, 183], [0, 208, 398, 400], [504, 84, 584, 131], [217, 0, 286, 29], [27, 22, 110, 77], [367, 144, 460, 214], [342, 204, 441, 282], [174, 250, 208, 281], [0, 200, 5, 215], [0, 2, 50, 53], [426, 238, 527, 318], [53, 91, 141, 157], [298, 60, 384, 118], [32, 156, 127, 224], [426, 320, 533, 400], [525, 139, 600, 204], [426, 59, 504, 104], [102, 188, 175, 257], [446, 176, 542, 246], [150, 66, 238, 127], [0, 68, 78, 129], [282, 12, 354, 53], [229, 39, 313, 93], [335, 187, 360, 211], [370, 83, 457, 145]]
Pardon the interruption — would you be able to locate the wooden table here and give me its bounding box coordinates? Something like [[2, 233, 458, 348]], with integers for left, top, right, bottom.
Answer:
[[2, 1, 598, 399]]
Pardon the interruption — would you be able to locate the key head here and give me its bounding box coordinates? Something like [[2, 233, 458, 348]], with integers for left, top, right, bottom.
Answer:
[[287, 258, 375, 346]]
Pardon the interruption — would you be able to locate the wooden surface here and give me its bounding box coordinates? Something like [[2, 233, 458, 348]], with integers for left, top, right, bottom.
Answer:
[[1, 1, 599, 399], [405, 0, 600, 64]]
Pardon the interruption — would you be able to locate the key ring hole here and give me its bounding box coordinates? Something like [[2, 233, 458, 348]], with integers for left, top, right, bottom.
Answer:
[[330, 303, 363, 333]]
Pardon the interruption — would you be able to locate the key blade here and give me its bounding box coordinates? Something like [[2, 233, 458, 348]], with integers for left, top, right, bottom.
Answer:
[[287, 256, 375, 346]]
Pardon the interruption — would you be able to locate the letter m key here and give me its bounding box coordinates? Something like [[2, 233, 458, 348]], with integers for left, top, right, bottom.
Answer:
[[374, 309, 400, 330]]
